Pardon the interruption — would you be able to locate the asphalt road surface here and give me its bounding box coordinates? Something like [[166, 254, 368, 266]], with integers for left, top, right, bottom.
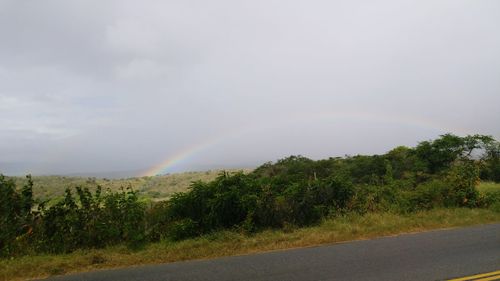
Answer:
[[43, 223, 500, 281]]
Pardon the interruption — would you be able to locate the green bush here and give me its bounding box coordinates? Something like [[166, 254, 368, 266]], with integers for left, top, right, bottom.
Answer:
[[167, 219, 199, 241], [446, 161, 480, 207], [479, 190, 500, 212], [1, 134, 498, 256], [145, 201, 171, 242], [0, 179, 146, 256], [349, 184, 402, 214], [408, 180, 450, 211], [0, 175, 36, 256]]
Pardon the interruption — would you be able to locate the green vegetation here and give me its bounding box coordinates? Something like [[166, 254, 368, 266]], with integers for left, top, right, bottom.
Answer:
[[477, 181, 500, 212], [8, 170, 247, 202], [1, 133, 500, 280], [1, 208, 499, 281], [478, 181, 500, 193]]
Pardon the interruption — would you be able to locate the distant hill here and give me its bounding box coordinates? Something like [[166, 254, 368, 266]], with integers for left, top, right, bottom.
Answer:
[[8, 169, 252, 202]]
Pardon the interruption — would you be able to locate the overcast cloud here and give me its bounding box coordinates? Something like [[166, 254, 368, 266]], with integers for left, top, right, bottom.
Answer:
[[1, 0, 499, 176]]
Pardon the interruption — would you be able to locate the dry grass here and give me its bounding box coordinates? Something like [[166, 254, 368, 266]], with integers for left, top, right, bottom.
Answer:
[[1, 208, 499, 281]]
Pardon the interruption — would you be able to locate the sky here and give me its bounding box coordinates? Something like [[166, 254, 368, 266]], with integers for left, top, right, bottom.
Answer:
[[1, 0, 499, 177]]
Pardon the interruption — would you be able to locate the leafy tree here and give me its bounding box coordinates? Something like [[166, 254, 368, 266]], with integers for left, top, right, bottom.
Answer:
[[481, 140, 500, 182], [414, 134, 464, 174]]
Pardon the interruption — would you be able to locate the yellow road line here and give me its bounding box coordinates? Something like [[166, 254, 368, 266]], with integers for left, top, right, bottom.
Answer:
[[448, 270, 500, 281], [475, 274, 500, 281]]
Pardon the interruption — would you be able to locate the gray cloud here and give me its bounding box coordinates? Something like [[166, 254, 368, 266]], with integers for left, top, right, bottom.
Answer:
[[1, 0, 499, 176]]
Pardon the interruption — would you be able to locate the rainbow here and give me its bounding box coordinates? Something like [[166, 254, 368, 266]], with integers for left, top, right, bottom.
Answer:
[[141, 110, 471, 177], [140, 133, 235, 177]]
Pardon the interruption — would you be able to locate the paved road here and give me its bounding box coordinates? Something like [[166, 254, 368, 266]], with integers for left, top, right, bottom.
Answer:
[[44, 223, 500, 281]]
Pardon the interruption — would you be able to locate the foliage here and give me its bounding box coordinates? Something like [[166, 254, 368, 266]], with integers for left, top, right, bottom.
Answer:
[[445, 161, 480, 207], [480, 141, 500, 182], [1, 133, 499, 257], [477, 182, 500, 211], [3, 208, 499, 281], [0, 180, 145, 256], [0, 175, 36, 256]]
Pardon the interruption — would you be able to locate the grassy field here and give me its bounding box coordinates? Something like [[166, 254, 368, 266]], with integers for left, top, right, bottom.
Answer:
[[478, 181, 500, 194], [1, 208, 499, 281], [8, 169, 250, 202]]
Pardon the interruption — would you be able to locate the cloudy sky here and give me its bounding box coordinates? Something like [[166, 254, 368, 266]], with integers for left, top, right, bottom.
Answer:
[[1, 0, 499, 176]]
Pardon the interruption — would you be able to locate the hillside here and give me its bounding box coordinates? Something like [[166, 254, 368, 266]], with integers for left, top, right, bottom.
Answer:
[[8, 169, 252, 202]]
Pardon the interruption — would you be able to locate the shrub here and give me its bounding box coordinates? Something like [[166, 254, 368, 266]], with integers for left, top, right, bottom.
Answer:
[[408, 180, 450, 211], [145, 201, 171, 242], [479, 190, 500, 212], [31, 185, 146, 254], [350, 184, 401, 214], [0, 175, 36, 257], [446, 161, 480, 207], [167, 218, 199, 241]]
